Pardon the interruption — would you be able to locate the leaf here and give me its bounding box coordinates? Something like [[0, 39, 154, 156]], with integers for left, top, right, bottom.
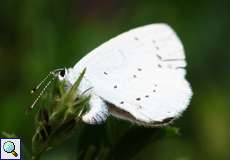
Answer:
[[64, 68, 86, 103]]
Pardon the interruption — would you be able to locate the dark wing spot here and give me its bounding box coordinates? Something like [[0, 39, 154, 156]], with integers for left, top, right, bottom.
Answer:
[[104, 72, 108, 75], [137, 68, 142, 71], [133, 74, 137, 78], [153, 89, 156, 92], [136, 97, 141, 101], [138, 105, 143, 109], [154, 84, 158, 87], [156, 54, 162, 60], [158, 64, 162, 68], [145, 95, 149, 98], [134, 37, 139, 40], [114, 85, 118, 89], [120, 101, 124, 104]]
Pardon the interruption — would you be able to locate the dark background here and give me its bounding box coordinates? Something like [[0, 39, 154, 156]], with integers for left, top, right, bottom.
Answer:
[[0, 0, 230, 159]]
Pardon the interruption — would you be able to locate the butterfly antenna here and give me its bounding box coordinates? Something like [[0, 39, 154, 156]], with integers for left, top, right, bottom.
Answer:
[[29, 76, 56, 110], [31, 72, 54, 94]]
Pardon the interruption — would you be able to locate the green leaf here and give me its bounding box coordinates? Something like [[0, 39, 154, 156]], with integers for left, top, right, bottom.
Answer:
[[64, 68, 86, 103]]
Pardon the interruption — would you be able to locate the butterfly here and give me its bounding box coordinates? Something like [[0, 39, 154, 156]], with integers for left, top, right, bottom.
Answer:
[[31, 23, 192, 127]]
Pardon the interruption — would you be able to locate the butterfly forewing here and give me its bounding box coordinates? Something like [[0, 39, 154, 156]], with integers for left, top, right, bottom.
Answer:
[[70, 24, 192, 124]]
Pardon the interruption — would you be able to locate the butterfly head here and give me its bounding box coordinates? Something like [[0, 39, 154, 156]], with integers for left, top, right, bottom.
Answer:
[[57, 68, 68, 81]]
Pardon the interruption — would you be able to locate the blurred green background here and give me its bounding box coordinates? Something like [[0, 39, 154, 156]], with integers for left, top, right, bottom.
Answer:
[[0, 0, 230, 159]]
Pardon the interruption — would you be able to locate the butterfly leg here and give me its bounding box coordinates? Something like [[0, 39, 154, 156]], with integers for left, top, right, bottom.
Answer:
[[82, 94, 109, 124]]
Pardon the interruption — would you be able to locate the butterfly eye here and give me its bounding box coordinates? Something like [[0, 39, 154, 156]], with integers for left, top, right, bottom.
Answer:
[[59, 69, 66, 77]]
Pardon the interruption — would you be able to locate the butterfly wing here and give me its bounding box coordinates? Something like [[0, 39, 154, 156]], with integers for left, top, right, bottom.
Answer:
[[71, 23, 192, 125]]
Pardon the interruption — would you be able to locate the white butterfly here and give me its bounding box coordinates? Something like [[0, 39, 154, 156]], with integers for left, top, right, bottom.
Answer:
[[33, 23, 193, 127]]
